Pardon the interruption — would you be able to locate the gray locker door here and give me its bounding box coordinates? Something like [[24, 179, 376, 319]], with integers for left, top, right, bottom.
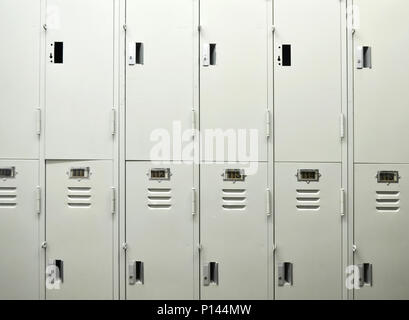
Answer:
[[274, 0, 342, 162], [126, 162, 195, 299], [355, 165, 409, 300], [200, 0, 269, 162], [275, 163, 342, 300], [201, 163, 268, 299], [126, 0, 198, 161], [0, 160, 39, 299], [354, 0, 409, 163], [45, 0, 114, 160], [45, 160, 113, 300], [0, 0, 40, 159]]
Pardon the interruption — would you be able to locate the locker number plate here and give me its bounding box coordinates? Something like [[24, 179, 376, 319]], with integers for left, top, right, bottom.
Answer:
[[69, 167, 90, 179], [0, 167, 15, 179], [149, 168, 171, 181], [297, 169, 320, 182], [377, 171, 399, 184], [223, 169, 245, 182]]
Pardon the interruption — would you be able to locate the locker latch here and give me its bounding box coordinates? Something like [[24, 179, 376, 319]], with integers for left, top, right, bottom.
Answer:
[[358, 263, 373, 287], [47, 259, 64, 284], [203, 262, 219, 286], [278, 262, 293, 287], [296, 169, 320, 183], [223, 169, 245, 182], [0, 167, 15, 179], [149, 168, 171, 181], [376, 171, 399, 184], [356, 46, 372, 69], [69, 167, 90, 179], [129, 261, 144, 285]]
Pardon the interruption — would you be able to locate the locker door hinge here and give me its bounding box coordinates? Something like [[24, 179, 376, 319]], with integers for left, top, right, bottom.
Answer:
[[192, 188, 197, 216], [36, 186, 41, 214], [272, 25, 276, 33], [272, 244, 276, 253], [122, 243, 128, 251], [111, 108, 117, 135], [197, 244, 202, 252], [266, 188, 272, 216], [340, 113, 345, 139], [340, 188, 345, 217], [191, 109, 196, 138], [123, 24, 127, 31], [36, 108, 41, 135], [41, 241, 47, 249], [111, 187, 116, 214], [198, 25, 202, 32], [42, 24, 47, 31], [266, 110, 271, 139]]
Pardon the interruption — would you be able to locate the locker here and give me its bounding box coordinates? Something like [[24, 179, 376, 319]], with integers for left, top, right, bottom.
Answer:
[[200, 163, 269, 299], [0, 160, 39, 299], [274, 0, 343, 162], [353, 0, 409, 163], [355, 164, 409, 299], [45, 0, 114, 159], [200, 0, 270, 162], [125, 162, 196, 299], [275, 163, 342, 300], [0, 0, 40, 159], [126, 0, 198, 161], [45, 160, 114, 299]]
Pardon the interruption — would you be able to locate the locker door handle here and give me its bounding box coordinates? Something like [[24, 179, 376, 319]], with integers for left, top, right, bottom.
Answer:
[[129, 261, 144, 285], [278, 262, 293, 287], [129, 42, 144, 65], [203, 43, 216, 66], [203, 262, 219, 286], [356, 46, 372, 69], [358, 263, 373, 287], [47, 259, 64, 283]]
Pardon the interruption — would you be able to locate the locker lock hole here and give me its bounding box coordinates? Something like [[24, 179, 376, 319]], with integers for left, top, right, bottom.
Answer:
[[223, 169, 245, 182], [69, 167, 90, 179], [377, 171, 399, 184], [297, 169, 320, 183], [0, 167, 15, 179], [149, 168, 171, 181]]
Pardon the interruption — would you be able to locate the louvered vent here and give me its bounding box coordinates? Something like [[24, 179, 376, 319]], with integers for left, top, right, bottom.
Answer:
[[296, 189, 320, 211], [222, 189, 247, 211], [0, 187, 17, 208], [376, 191, 400, 213], [67, 187, 91, 208], [147, 188, 172, 209]]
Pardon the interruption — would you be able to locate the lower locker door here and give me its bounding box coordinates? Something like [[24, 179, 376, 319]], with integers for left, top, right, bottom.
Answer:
[[275, 163, 342, 300], [45, 160, 113, 299], [355, 164, 409, 300], [126, 162, 195, 299], [201, 163, 269, 299], [0, 160, 39, 299]]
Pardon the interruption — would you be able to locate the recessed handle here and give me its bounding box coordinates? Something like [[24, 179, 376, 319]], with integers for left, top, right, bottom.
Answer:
[[278, 262, 293, 287], [203, 262, 219, 286], [358, 263, 373, 287], [129, 260, 144, 285], [203, 43, 216, 66]]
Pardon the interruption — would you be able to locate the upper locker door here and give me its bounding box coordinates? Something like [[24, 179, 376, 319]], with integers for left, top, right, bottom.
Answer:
[[355, 165, 409, 299], [0, 160, 39, 299], [201, 163, 269, 299], [200, 0, 269, 162], [0, 0, 40, 159], [45, 0, 114, 160], [45, 160, 113, 299], [274, 0, 342, 162], [126, 0, 198, 161], [354, 0, 409, 163], [275, 163, 342, 300], [126, 162, 195, 299]]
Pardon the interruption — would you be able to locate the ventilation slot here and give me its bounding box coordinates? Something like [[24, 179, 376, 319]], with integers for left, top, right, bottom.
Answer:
[[67, 187, 91, 208], [222, 189, 246, 211], [376, 191, 400, 213], [0, 187, 17, 208], [147, 188, 172, 210], [296, 189, 320, 212]]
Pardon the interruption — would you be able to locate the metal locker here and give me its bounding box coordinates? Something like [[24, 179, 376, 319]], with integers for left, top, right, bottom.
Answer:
[[45, 0, 114, 159], [353, 0, 409, 163], [125, 162, 196, 299], [45, 160, 114, 299], [275, 163, 342, 300], [0, 160, 39, 299], [125, 0, 198, 161], [0, 0, 40, 159], [355, 164, 409, 299], [200, 163, 269, 299], [200, 0, 270, 162], [274, 0, 343, 162]]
